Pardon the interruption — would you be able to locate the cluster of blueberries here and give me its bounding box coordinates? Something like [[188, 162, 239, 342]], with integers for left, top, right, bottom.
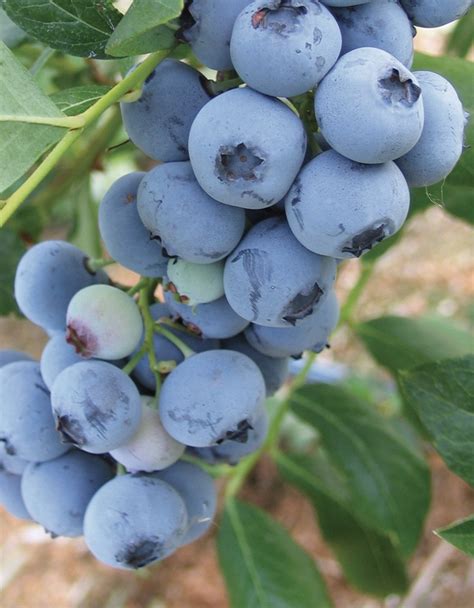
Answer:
[[0, 0, 469, 571]]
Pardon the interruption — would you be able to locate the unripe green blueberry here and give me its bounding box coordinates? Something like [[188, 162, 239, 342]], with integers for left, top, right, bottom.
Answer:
[[166, 259, 225, 306]]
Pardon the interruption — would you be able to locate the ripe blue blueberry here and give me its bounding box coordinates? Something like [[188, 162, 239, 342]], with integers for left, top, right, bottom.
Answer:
[[188, 88, 307, 209], [51, 361, 141, 454], [84, 474, 188, 569], [137, 161, 246, 263], [181, 0, 251, 70], [120, 59, 211, 161], [155, 461, 217, 544], [0, 362, 68, 462], [245, 289, 340, 357], [193, 408, 269, 465], [14, 241, 108, 332], [396, 71, 467, 187], [98, 172, 168, 277], [40, 334, 84, 390], [314, 47, 425, 164], [332, 0, 415, 67], [230, 0, 342, 97], [0, 470, 31, 520], [224, 217, 337, 327], [0, 350, 33, 368], [399, 0, 472, 27], [223, 333, 289, 395], [159, 350, 266, 447], [285, 150, 410, 258], [21, 450, 114, 537]]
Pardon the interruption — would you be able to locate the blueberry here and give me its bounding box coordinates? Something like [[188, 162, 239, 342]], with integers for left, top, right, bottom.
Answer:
[[0, 442, 28, 476], [165, 292, 249, 340], [224, 217, 337, 327], [0, 362, 68, 463], [333, 0, 415, 68], [396, 71, 467, 187], [230, 0, 342, 97], [120, 59, 211, 161], [155, 461, 217, 544], [181, 0, 252, 70], [110, 396, 185, 473], [314, 47, 425, 164], [159, 350, 265, 447], [98, 172, 168, 277], [321, 1, 371, 5], [188, 87, 307, 209], [285, 150, 410, 258], [245, 289, 339, 357], [21, 450, 114, 537], [40, 334, 84, 390], [66, 285, 143, 360], [84, 474, 188, 569], [399, 0, 472, 27], [0, 470, 31, 520], [0, 350, 33, 368], [51, 361, 141, 454], [137, 161, 246, 263], [223, 333, 289, 395], [14, 241, 108, 332], [192, 407, 269, 465], [166, 258, 225, 305], [132, 302, 220, 391]]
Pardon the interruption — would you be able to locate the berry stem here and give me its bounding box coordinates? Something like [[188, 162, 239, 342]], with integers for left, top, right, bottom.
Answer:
[[86, 257, 116, 272], [339, 260, 376, 326], [181, 453, 234, 479], [154, 324, 195, 359], [138, 279, 162, 397]]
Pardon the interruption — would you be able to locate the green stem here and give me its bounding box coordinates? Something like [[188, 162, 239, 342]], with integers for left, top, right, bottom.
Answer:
[[86, 257, 115, 272], [122, 345, 147, 376], [0, 48, 172, 226], [339, 261, 376, 326], [181, 453, 234, 479], [138, 280, 161, 396], [0, 129, 83, 223], [127, 278, 149, 297], [0, 114, 84, 128], [226, 352, 318, 498], [30, 47, 55, 76], [154, 324, 195, 358]]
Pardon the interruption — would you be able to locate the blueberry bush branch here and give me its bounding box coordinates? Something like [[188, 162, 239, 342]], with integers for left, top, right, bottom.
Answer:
[[0, 48, 172, 226]]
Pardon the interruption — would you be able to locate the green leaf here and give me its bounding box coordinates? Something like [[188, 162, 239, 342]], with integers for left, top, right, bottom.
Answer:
[[399, 355, 474, 487], [0, 227, 25, 315], [288, 384, 431, 556], [0, 41, 65, 194], [410, 53, 474, 224], [106, 0, 182, 57], [50, 85, 111, 116], [0, 7, 26, 47], [436, 515, 474, 557], [217, 498, 333, 608], [277, 452, 409, 597], [68, 178, 101, 258], [446, 11, 474, 59], [4, 0, 122, 59], [356, 316, 473, 374]]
